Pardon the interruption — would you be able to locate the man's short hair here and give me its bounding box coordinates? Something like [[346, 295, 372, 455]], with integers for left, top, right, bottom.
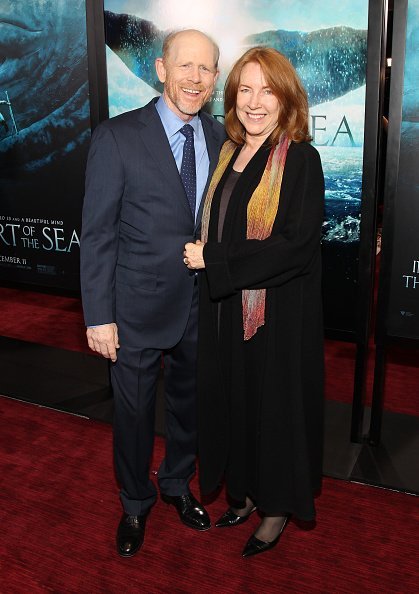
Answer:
[[162, 29, 220, 69]]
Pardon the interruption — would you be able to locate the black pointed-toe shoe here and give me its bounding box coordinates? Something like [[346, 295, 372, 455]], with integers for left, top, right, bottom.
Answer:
[[116, 512, 147, 557], [161, 492, 211, 531], [242, 516, 290, 558], [215, 506, 257, 528]]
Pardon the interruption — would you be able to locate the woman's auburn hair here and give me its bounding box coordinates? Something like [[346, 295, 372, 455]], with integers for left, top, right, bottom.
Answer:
[[224, 46, 311, 145]]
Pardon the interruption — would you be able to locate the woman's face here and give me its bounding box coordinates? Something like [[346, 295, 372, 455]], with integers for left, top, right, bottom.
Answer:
[[236, 61, 280, 143]]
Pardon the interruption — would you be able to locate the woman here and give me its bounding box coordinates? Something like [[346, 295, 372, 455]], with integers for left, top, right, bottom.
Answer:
[[184, 47, 324, 558]]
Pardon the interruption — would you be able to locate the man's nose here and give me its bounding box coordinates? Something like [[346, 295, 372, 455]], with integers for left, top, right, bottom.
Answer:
[[187, 65, 201, 83]]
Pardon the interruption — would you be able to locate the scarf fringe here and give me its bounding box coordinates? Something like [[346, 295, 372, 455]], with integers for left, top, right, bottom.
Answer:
[[201, 136, 290, 340]]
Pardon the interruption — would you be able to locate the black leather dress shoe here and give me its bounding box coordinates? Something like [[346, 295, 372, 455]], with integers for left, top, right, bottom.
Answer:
[[161, 493, 211, 531], [242, 516, 290, 558], [116, 512, 147, 557], [215, 506, 256, 528]]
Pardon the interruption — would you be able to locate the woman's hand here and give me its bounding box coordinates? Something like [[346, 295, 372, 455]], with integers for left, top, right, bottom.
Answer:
[[184, 240, 206, 269]]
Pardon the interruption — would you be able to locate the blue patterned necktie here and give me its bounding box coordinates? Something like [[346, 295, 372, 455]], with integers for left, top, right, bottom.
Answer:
[[179, 124, 196, 216]]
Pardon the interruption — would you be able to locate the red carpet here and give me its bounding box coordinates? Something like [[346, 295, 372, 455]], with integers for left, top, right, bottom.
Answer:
[[0, 286, 418, 416], [0, 287, 90, 354], [1, 396, 418, 593]]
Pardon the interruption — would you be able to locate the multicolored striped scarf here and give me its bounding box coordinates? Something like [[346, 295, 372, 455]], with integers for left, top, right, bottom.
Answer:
[[201, 135, 290, 340]]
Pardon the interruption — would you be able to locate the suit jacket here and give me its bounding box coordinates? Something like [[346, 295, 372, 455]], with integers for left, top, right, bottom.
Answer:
[[80, 99, 225, 349]]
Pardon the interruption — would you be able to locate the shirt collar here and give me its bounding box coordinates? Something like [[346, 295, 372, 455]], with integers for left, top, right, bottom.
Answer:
[[156, 95, 200, 138]]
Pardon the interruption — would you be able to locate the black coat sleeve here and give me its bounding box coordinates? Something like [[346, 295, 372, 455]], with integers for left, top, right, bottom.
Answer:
[[203, 144, 324, 301]]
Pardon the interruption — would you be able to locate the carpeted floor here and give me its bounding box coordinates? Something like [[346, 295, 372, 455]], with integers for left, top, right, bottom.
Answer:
[[1, 396, 418, 593], [0, 287, 89, 354], [0, 286, 418, 417]]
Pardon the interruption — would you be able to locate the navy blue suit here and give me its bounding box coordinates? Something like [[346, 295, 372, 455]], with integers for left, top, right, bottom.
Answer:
[[80, 99, 225, 514]]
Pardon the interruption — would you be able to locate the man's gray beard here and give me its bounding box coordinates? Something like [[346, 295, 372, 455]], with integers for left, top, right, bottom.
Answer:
[[176, 99, 206, 117]]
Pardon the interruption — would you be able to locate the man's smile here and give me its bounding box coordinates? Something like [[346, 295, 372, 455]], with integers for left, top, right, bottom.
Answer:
[[181, 88, 202, 95]]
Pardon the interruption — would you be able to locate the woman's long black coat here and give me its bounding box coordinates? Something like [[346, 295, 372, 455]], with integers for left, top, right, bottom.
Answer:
[[197, 141, 325, 521]]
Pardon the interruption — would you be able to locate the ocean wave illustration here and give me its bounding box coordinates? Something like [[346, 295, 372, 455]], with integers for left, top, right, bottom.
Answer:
[[322, 215, 360, 243]]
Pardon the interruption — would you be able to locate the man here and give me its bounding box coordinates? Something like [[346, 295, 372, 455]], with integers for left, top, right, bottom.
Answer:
[[80, 29, 225, 557]]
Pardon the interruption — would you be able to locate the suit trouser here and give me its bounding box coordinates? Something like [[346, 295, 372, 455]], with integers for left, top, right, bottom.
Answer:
[[111, 287, 198, 516]]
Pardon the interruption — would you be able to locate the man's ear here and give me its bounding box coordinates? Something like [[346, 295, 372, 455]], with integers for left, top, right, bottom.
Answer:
[[214, 69, 220, 85], [155, 58, 166, 83]]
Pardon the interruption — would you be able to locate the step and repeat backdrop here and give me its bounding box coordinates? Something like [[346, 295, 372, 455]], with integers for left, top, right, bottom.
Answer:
[[0, 0, 90, 290], [385, 0, 419, 340]]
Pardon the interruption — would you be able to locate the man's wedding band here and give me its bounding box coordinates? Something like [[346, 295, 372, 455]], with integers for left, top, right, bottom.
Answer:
[[183, 257, 188, 265]]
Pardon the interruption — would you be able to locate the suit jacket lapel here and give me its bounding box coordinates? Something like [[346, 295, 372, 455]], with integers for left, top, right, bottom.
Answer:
[[136, 101, 193, 219]]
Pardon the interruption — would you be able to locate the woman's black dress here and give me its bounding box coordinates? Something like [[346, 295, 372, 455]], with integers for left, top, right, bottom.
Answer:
[[198, 141, 325, 521]]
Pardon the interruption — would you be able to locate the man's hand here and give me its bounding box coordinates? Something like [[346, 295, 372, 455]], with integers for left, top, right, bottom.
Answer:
[[86, 323, 120, 362]]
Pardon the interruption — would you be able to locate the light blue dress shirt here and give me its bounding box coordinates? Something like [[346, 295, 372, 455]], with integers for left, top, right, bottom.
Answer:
[[155, 95, 210, 222]]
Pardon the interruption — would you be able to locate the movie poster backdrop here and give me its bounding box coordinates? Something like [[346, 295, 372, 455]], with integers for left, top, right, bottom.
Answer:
[[0, 0, 90, 290], [386, 0, 419, 339], [103, 0, 370, 333]]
